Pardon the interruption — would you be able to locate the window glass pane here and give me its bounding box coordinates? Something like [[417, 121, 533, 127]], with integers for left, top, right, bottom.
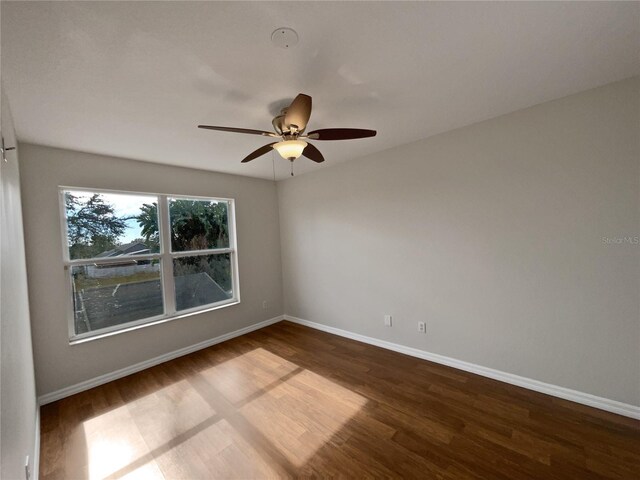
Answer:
[[71, 262, 163, 335], [169, 198, 229, 251], [64, 190, 160, 260], [173, 254, 232, 311]]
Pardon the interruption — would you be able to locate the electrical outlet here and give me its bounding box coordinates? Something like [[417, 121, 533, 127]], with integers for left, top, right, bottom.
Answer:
[[418, 321, 426, 333], [384, 314, 392, 327], [262, 300, 269, 309], [25, 455, 30, 480]]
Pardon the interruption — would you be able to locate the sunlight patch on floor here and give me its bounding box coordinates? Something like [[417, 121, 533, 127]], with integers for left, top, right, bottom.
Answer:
[[80, 348, 367, 477], [126, 378, 217, 450], [151, 417, 286, 478], [82, 404, 163, 480], [235, 357, 368, 467], [199, 347, 301, 405]]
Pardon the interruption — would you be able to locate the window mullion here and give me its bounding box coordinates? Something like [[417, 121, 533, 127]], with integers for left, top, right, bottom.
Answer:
[[158, 195, 176, 316], [170, 247, 233, 258]]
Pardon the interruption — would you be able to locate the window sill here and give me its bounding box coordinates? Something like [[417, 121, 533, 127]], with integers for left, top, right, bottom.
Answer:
[[69, 299, 240, 345]]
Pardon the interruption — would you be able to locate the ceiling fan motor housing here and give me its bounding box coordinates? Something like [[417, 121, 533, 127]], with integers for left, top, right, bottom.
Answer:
[[272, 109, 304, 137], [272, 112, 286, 135]]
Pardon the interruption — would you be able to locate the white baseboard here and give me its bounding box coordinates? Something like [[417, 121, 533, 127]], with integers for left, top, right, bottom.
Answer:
[[284, 315, 640, 420], [33, 406, 40, 480], [38, 315, 284, 405], [37, 313, 640, 420]]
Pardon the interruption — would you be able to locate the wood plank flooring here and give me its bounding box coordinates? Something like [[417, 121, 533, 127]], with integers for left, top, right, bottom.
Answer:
[[40, 321, 639, 479]]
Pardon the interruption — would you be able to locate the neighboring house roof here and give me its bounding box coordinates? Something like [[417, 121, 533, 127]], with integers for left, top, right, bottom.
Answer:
[[95, 241, 150, 258]]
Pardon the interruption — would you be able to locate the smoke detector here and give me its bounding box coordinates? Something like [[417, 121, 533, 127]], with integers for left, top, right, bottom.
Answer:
[[271, 27, 299, 49]]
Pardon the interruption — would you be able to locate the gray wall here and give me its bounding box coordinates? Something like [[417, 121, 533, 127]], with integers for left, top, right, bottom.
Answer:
[[12, 78, 640, 414], [19, 144, 283, 396], [278, 77, 640, 406], [1, 91, 37, 479]]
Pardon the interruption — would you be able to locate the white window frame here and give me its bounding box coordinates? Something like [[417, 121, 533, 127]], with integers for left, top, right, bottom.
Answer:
[[60, 187, 240, 344]]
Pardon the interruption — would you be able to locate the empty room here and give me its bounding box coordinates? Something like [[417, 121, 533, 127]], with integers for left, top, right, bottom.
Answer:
[[1, 1, 639, 479]]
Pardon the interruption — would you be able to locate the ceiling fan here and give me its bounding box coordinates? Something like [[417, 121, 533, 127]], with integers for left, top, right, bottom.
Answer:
[[198, 94, 376, 172]]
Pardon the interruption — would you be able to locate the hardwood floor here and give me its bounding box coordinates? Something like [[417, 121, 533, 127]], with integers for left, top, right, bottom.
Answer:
[[40, 321, 639, 479]]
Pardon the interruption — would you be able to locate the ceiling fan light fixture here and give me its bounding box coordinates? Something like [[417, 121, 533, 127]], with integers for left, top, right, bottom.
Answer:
[[273, 139, 307, 160]]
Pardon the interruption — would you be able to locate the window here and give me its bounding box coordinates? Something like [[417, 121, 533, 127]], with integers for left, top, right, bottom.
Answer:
[[61, 188, 239, 341]]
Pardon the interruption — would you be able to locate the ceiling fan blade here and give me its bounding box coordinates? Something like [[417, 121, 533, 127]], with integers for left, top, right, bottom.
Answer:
[[306, 128, 376, 140], [198, 125, 277, 137], [284, 94, 312, 132], [241, 143, 277, 163], [302, 142, 325, 163]]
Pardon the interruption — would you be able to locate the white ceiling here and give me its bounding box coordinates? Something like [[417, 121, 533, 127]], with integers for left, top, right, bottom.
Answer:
[[2, 1, 639, 180]]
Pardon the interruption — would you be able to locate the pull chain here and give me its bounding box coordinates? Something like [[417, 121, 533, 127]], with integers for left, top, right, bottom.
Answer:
[[290, 160, 294, 176], [271, 151, 276, 182]]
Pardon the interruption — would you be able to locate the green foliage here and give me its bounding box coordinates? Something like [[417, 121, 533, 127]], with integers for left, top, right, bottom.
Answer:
[[66, 193, 128, 259], [137, 203, 160, 252], [137, 199, 232, 291], [136, 199, 229, 251]]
